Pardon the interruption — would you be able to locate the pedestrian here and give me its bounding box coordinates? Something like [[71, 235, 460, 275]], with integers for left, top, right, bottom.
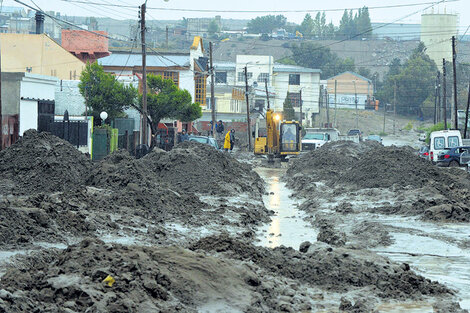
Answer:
[[224, 130, 231, 152], [179, 129, 189, 143], [215, 120, 224, 145], [229, 129, 235, 152]]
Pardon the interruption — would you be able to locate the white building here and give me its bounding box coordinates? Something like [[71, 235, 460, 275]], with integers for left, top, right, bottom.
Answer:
[[206, 55, 321, 125]]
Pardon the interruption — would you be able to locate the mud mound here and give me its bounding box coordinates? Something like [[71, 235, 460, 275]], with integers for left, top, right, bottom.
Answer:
[[190, 234, 451, 299], [0, 238, 304, 312], [286, 141, 378, 192], [143, 141, 264, 196], [87, 149, 162, 190], [0, 192, 96, 248], [0, 130, 92, 195], [338, 146, 458, 189]]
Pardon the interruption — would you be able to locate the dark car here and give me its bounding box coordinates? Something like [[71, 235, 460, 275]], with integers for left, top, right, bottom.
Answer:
[[436, 146, 470, 167], [188, 135, 219, 149], [418, 146, 430, 160], [347, 129, 362, 140]]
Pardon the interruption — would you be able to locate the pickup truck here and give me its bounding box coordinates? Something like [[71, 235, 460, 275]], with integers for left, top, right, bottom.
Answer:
[[301, 132, 330, 151]]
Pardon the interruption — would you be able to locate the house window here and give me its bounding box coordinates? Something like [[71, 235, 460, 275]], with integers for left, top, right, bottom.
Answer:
[[195, 74, 207, 105], [289, 74, 300, 85], [238, 71, 252, 82], [258, 73, 269, 83], [287, 92, 301, 108], [215, 71, 227, 84], [151, 71, 180, 87]]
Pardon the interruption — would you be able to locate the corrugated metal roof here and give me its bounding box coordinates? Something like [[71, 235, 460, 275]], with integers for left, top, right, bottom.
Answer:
[[273, 63, 321, 74], [99, 53, 190, 68]]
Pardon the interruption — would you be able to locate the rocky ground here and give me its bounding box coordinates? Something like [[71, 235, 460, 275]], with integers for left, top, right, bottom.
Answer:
[[0, 131, 469, 312]]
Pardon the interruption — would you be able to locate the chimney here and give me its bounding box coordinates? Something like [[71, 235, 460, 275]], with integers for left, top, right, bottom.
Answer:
[[35, 12, 44, 34]]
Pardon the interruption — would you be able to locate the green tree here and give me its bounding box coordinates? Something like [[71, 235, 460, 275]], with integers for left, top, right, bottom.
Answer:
[[79, 62, 137, 125], [142, 75, 202, 147], [300, 14, 314, 37], [356, 7, 372, 37], [285, 42, 356, 78], [358, 67, 371, 79], [247, 15, 287, 34], [208, 19, 220, 36], [376, 42, 437, 117], [283, 94, 296, 121]]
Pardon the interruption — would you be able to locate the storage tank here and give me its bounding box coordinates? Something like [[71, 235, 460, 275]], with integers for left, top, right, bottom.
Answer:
[[421, 9, 458, 67]]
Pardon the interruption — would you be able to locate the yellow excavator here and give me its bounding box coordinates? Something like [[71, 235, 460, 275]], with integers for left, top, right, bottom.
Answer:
[[254, 109, 301, 162]]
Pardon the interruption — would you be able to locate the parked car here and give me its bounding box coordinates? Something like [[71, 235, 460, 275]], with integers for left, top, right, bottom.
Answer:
[[418, 146, 430, 160], [429, 130, 462, 162], [347, 129, 362, 141], [188, 135, 219, 149], [436, 146, 470, 167], [365, 135, 382, 143]]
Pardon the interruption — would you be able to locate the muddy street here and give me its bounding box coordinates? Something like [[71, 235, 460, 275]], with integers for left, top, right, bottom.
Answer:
[[0, 133, 470, 312]]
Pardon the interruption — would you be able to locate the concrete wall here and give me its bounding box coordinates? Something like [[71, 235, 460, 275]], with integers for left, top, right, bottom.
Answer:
[[328, 93, 367, 110], [235, 55, 273, 87], [19, 99, 38, 135], [421, 13, 458, 66], [0, 33, 85, 80], [55, 80, 86, 116], [1, 73, 21, 115]]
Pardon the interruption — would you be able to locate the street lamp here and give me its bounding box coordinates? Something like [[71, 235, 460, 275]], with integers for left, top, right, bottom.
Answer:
[[100, 111, 108, 126]]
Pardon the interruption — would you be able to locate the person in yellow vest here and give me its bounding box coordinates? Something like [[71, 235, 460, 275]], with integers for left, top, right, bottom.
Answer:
[[224, 129, 235, 152]]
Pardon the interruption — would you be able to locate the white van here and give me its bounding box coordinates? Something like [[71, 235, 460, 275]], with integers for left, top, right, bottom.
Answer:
[[429, 130, 462, 162]]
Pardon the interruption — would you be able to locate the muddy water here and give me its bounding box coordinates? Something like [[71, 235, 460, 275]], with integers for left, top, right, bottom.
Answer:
[[255, 167, 317, 249]]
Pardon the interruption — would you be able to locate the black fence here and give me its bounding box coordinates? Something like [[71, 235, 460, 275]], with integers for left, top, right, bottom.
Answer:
[[50, 120, 88, 147]]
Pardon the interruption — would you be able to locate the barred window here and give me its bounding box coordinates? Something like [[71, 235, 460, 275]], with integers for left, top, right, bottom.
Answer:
[[151, 71, 180, 87], [237, 71, 252, 82], [195, 74, 207, 105], [258, 73, 269, 83]]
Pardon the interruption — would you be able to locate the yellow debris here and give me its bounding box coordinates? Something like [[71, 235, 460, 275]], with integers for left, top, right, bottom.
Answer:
[[103, 275, 115, 287]]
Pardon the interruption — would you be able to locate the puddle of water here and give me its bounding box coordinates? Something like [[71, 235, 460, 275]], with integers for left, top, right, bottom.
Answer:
[[255, 168, 317, 249], [376, 302, 434, 313]]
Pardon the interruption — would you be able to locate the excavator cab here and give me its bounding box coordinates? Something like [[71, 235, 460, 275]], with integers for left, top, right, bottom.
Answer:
[[280, 122, 301, 156]]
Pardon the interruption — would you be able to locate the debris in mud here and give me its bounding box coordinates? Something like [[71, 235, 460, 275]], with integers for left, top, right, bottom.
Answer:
[[0, 238, 315, 313], [0, 130, 92, 195], [190, 234, 452, 300], [351, 221, 393, 248], [316, 219, 346, 246]]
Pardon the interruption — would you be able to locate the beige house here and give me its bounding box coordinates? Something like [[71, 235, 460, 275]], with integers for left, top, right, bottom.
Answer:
[[326, 71, 373, 109], [0, 33, 85, 80]]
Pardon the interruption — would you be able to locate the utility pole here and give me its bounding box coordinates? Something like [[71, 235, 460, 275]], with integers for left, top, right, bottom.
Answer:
[[353, 80, 358, 129], [166, 26, 169, 50], [452, 36, 458, 130], [334, 80, 337, 128], [209, 42, 216, 137], [0, 40, 2, 150], [464, 82, 470, 139], [140, 2, 148, 146], [244, 66, 252, 150], [299, 89, 303, 128], [326, 90, 330, 127], [383, 102, 386, 134], [434, 75, 438, 125], [437, 71, 441, 123], [265, 79, 270, 109], [443, 58, 447, 130], [393, 81, 397, 135]]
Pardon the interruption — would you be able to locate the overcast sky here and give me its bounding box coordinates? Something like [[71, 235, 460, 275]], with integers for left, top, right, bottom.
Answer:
[[2, 0, 469, 32]]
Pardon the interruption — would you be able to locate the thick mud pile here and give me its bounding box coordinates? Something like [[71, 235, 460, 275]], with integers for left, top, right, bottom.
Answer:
[[0, 238, 310, 312], [190, 235, 452, 300], [89, 142, 264, 197], [287, 141, 470, 222], [0, 130, 92, 195]]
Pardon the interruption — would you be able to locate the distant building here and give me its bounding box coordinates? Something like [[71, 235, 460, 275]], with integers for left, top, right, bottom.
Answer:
[[99, 36, 206, 106], [0, 6, 26, 17], [205, 55, 321, 125], [326, 71, 373, 110], [186, 16, 221, 37], [371, 23, 421, 41], [1, 72, 57, 149], [421, 10, 458, 67], [61, 30, 111, 63], [0, 33, 85, 80]]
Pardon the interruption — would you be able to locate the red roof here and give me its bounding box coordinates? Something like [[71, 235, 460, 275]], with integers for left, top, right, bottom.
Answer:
[[61, 30, 110, 62]]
